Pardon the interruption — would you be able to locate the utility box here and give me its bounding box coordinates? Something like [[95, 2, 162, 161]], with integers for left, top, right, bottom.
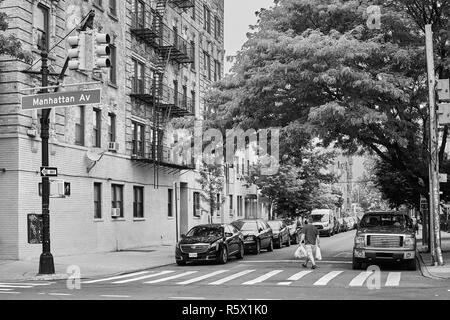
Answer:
[[438, 103, 450, 125], [437, 79, 450, 101]]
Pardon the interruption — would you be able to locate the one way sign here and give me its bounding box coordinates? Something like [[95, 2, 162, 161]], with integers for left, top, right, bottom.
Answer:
[[41, 167, 58, 177]]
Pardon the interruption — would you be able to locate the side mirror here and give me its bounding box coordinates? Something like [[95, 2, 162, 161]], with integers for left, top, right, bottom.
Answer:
[[225, 232, 233, 238], [259, 228, 263, 233]]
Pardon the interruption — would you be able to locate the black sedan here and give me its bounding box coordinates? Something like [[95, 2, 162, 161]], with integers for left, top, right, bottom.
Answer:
[[267, 220, 291, 249], [175, 224, 244, 266], [231, 219, 274, 254]]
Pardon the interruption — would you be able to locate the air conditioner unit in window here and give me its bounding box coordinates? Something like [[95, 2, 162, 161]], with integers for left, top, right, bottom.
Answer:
[[111, 208, 121, 218], [108, 142, 119, 152], [195, 209, 201, 217]]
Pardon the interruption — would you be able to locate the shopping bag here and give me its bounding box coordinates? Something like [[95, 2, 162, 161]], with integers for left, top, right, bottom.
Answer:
[[294, 245, 307, 259], [315, 245, 322, 261]]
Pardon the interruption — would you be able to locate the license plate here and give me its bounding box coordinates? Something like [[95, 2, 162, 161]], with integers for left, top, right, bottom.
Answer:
[[189, 253, 198, 258]]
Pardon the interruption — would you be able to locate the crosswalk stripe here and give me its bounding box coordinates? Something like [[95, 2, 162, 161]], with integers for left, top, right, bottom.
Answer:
[[209, 270, 255, 285], [144, 271, 198, 284], [0, 284, 33, 289], [113, 271, 174, 284], [177, 270, 229, 285], [0, 282, 53, 286], [242, 270, 284, 285], [314, 271, 343, 286], [0, 289, 13, 291], [287, 270, 313, 281], [277, 282, 292, 286], [83, 271, 150, 284], [385, 272, 401, 287], [349, 271, 373, 287]]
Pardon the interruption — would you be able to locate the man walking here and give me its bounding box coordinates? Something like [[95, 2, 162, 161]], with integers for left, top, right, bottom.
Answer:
[[300, 217, 320, 269]]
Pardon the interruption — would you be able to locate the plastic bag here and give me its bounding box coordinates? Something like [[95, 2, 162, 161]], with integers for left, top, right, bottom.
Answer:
[[315, 245, 322, 261], [295, 245, 307, 259]]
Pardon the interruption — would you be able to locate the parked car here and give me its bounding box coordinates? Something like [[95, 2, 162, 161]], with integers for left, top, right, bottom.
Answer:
[[352, 211, 417, 270], [267, 220, 291, 249], [175, 224, 245, 266], [347, 217, 355, 230], [283, 217, 302, 244], [231, 219, 274, 254], [311, 209, 335, 236]]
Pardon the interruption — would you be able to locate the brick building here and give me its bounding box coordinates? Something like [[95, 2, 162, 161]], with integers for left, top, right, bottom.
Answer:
[[0, 0, 268, 260]]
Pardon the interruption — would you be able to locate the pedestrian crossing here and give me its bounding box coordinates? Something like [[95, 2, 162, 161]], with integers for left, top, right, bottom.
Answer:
[[81, 268, 408, 289], [0, 282, 53, 294]]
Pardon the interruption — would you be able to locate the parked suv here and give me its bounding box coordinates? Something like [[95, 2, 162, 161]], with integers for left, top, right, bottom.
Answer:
[[231, 219, 274, 254], [352, 211, 417, 270], [311, 209, 335, 236], [267, 220, 291, 249]]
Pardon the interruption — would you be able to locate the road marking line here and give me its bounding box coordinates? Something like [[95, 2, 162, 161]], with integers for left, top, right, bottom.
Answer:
[[0, 291, 20, 294], [169, 297, 206, 300], [82, 271, 150, 284], [209, 270, 256, 285], [0, 282, 53, 286], [112, 271, 174, 284], [101, 295, 131, 298], [242, 270, 284, 285], [313, 271, 343, 286], [0, 285, 33, 289], [349, 271, 373, 287], [48, 293, 72, 296], [385, 272, 402, 287], [239, 260, 352, 264], [277, 282, 292, 286], [177, 270, 229, 285], [0, 289, 13, 291], [144, 271, 198, 284], [287, 270, 313, 281]]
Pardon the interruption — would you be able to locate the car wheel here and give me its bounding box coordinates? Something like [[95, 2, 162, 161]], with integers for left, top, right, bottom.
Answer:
[[218, 247, 228, 264], [405, 259, 417, 271], [176, 260, 186, 266], [352, 257, 362, 270], [274, 239, 282, 249], [286, 236, 291, 247], [236, 242, 245, 259], [255, 240, 261, 255], [267, 239, 274, 252]]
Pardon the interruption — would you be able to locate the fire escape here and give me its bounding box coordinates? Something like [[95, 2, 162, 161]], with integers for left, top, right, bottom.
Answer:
[[130, 0, 196, 187]]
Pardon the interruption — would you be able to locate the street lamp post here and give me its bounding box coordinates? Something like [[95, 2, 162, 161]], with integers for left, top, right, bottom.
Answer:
[[38, 50, 55, 274]]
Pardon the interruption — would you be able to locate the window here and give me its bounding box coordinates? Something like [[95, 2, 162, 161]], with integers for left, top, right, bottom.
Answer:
[[190, 40, 196, 71], [109, 45, 117, 85], [109, 0, 117, 17], [134, 0, 145, 28], [214, 16, 221, 40], [216, 193, 221, 216], [94, 183, 102, 219], [74, 106, 85, 146], [93, 0, 103, 9], [229, 195, 233, 216], [133, 186, 144, 218], [132, 121, 145, 156], [247, 160, 250, 176], [173, 80, 178, 106], [35, 4, 49, 50], [203, 5, 211, 33], [193, 192, 201, 217], [214, 60, 221, 82], [108, 113, 116, 142], [203, 51, 211, 80], [93, 108, 101, 148], [132, 59, 145, 94], [191, 90, 196, 110], [191, 0, 196, 20], [111, 184, 124, 218], [237, 196, 243, 217], [182, 86, 187, 109], [168, 189, 173, 217]]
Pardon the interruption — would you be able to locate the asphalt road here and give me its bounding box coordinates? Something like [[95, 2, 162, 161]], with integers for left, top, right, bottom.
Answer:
[[1, 230, 450, 300]]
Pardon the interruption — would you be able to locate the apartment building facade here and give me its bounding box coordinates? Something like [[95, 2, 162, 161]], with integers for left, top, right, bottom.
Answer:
[[0, 0, 268, 260]]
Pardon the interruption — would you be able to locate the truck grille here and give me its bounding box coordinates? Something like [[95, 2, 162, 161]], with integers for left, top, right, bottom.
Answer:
[[367, 235, 402, 248], [180, 244, 209, 253]]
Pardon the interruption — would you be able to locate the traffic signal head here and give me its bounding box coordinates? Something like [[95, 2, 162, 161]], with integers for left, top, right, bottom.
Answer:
[[94, 33, 111, 69], [67, 33, 86, 71]]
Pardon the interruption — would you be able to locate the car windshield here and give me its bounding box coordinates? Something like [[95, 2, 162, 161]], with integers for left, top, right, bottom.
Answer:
[[267, 221, 281, 230], [187, 226, 223, 237], [359, 214, 413, 229], [311, 214, 328, 222], [232, 221, 258, 231]]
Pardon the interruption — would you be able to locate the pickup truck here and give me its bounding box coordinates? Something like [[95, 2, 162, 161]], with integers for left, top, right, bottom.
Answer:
[[352, 211, 417, 270]]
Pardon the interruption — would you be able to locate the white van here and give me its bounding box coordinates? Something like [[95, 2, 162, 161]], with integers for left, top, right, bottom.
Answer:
[[310, 209, 335, 236]]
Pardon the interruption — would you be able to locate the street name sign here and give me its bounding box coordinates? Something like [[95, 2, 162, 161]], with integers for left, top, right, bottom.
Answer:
[[21, 89, 101, 110], [439, 173, 448, 183], [41, 167, 58, 177]]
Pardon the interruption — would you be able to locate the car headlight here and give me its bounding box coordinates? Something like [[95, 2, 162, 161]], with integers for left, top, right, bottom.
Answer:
[[355, 236, 365, 248], [404, 236, 416, 249]]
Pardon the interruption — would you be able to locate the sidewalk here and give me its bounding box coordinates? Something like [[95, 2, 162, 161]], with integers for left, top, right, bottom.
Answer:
[[417, 227, 450, 280], [0, 245, 175, 281]]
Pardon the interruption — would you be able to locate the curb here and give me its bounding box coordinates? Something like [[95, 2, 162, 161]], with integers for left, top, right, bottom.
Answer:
[[416, 250, 448, 281]]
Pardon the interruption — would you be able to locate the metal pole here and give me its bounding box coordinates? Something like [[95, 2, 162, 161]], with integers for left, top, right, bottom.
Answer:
[[38, 51, 55, 274]]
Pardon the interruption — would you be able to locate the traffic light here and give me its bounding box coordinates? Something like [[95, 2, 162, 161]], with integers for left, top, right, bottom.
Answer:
[[94, 33, 111, 69], [67, 33, 86, 71]]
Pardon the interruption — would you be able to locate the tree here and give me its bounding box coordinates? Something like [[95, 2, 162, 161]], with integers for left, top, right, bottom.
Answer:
[[0, 1, 32, 62], [196, 163, 225, 222], [207, 0, 450, 208]]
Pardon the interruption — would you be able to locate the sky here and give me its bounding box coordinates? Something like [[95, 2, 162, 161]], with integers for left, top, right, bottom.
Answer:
[[224, 0, 274, 74]]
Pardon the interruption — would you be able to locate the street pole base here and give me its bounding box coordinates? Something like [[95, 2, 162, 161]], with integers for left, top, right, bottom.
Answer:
[[39, 252, 55, 275]]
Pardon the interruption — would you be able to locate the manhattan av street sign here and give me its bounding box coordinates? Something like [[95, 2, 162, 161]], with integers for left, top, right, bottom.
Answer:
[[21, 89, 101, 110]]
